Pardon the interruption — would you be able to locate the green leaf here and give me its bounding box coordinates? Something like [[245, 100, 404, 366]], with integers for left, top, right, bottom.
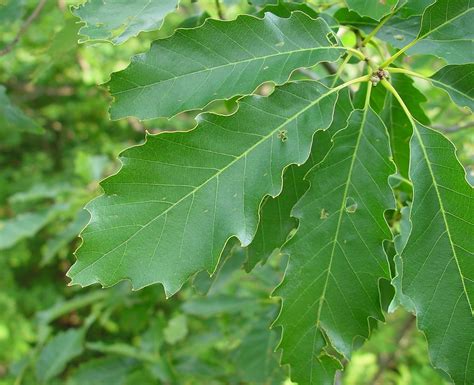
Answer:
[[163, 314, 188, 345], [345, 0, 398, 20], [0, 85, 42, 134], [334, 8, 376, 29], [388, 0, 474, 64], [68, 80, 339, 296], [243, 155, 312, 272], [244, 88, 354, 271], [429, 64, 474, 111], [233, 318, 285, 383], [41, 210, 90, 266], [339, 1, 473, 65], [107, 12, 344, 120], [182, 295, 257, 316], [36, 328, 86, 383], [400, 123, 474, 384], [67, 357, 135, 385], [192, 239, 241, 294], [249, 0, 278, 6], [0, 0, 25, 25], [256, 2, 319, 19], [73, 0, 178, 44], [398, 0, 436, 18], [8, 183, 71, 205], [415, 0, 474, 64], [0, 204, 69, 250], [274, 108, 395, 384], [418, 0, 472, 38], [86, 341, 160, 363], [383, 73, 429, 177]]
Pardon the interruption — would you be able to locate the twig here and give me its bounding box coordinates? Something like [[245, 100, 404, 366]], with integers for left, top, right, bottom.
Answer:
[[369, 314, 416, 385], [214, 0, 224, 20], [298, 68, 319, 80], [322, 62, 338, 75], [299, 63, 355, 97], [0, 0, 48, 57], [128, 117, 145, 132], [433, 121, 474, 133], [298, 62, 337, 79], [6, 81, 76, 98]]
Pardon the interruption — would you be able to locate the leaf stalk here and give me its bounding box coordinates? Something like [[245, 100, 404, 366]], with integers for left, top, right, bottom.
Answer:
[[386, 67, 429, 81], [380, 78, 415, 125], [380, 39, 419, 68]]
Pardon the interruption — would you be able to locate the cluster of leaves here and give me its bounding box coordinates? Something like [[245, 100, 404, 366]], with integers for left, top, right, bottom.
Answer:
[[0, 0, 473, 384]]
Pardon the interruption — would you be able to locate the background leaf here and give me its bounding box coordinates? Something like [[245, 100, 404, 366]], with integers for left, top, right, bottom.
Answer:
[[36, 328, 86, 383], [0, 204, 68, 250], [67, 357, 135, 385], [0, 85, 42, 134], [73, 0, 179, 44]]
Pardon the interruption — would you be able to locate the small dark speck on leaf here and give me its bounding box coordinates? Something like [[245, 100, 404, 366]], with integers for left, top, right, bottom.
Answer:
[[277, 129, 288, 142]]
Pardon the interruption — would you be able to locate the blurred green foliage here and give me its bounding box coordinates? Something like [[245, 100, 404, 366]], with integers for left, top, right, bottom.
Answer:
[[0, 0, 471, 384]]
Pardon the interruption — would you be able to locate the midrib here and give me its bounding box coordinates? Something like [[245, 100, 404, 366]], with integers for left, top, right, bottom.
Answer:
[[315, 107, 370, 326], [111, 46, 344, 95], [412, 124, 473, 312], [74, 84, 340, 275]]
